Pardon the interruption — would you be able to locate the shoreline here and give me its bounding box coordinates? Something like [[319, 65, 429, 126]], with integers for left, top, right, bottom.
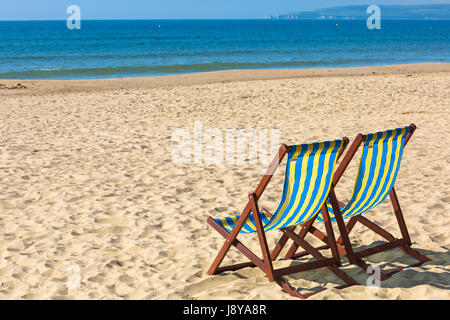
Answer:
[[1, 62, 449, 97]]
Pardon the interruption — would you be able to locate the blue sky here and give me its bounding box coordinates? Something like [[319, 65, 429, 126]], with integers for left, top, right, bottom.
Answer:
[[1, 1, 450, 20]]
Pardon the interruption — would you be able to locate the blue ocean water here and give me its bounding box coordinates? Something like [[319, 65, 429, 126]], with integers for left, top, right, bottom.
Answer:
[[0, 20, 449, 79]]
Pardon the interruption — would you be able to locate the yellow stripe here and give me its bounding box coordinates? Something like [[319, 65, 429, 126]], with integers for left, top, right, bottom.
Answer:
[[352, 131, 388, 214], [292, 142, 336, 225], [327, 201, 336, 219], [276, 142, 324, 228], [357, 131, 395, 213], [246, 213, 257, 232], [264, 144, 312, 230], [343, 134, 377, 215], [219, 218, 229, 230], [371, 127, 406, 207], [313, 142, 343, 222], [228, 215, 239, 231]]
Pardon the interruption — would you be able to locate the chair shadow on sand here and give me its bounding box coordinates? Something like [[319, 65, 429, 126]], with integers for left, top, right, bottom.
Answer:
[[215, 241, 449, 296], [278, 241, 450, 294]]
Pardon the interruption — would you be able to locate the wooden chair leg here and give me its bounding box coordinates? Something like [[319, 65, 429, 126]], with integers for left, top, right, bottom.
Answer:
[[249, 194, 275, 281], [283, 215, 317, 259], [329, 188, 357, 264], [336, 216, 358, 245], [320, 204, 342, 266], [389, 187, 412, 245]]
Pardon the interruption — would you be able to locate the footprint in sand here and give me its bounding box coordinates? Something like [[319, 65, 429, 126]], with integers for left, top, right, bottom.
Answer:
[[95, 217, 133, 226], [427, 203, 444, 211]]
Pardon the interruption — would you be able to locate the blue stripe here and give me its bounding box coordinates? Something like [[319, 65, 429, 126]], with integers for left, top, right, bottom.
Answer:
[[377, 128, 409, 205], [287, 141, 331, 226], [342, 138, 370, 215], [224, 216, 235, 231], [277, 142, 320, 229], [215, 211, 272, 233], [308, 141, 341, 219], [242, 214, 254, 233], [267, 143, 312, 230], [359, 129, 393, 213], [367, 128, 403, 210], [343, 133, 379, 216], [261, 212, 271, 225], [216, 218, 226, 230], [276, 145, 296, 213], [347, 131, 384, 215]]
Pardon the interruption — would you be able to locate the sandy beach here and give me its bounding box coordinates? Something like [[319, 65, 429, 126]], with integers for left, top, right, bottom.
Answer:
[[0, 63, 449, 299]]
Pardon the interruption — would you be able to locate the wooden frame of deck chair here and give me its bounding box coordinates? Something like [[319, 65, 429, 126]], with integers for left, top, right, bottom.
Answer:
[[207, 138, 359, 299], [284, 124, 431, 280]]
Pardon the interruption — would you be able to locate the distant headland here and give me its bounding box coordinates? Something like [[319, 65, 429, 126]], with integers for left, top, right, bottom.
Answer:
[[266, 4, 450, 20]]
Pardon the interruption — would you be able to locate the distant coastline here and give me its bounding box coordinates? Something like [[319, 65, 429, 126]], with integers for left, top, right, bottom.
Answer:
[[267, 4, 450, 20]]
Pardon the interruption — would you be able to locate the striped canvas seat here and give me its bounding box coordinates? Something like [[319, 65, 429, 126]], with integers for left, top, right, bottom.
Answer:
[[317, 126, 411, 222], [214, 139, 344, 234]]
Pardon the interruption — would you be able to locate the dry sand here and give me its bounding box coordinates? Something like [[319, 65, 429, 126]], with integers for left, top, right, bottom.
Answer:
[[0, 63, 449, 299]]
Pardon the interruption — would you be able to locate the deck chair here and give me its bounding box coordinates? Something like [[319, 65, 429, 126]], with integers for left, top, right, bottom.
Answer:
[[207, 139, 358, 298], [285, 124, 431, 280]]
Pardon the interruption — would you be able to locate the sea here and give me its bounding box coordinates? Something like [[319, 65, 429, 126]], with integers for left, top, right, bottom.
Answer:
[[0, 19, 449, 79]]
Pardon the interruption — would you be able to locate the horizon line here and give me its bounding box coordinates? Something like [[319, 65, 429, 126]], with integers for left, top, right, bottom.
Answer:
[[1, 18, 450, 22]]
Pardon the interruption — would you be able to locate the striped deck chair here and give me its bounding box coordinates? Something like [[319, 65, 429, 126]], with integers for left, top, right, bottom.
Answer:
[[285, 124, 431, 280], [207, 139, 358, 299]]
